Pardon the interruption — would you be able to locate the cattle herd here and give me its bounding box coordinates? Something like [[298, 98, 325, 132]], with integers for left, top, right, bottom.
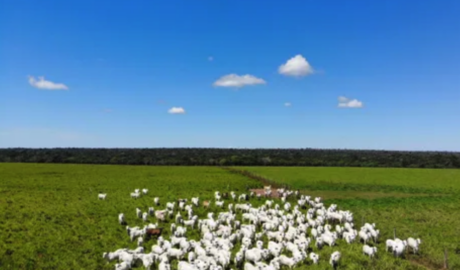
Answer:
[[99, 186, 421, 270]]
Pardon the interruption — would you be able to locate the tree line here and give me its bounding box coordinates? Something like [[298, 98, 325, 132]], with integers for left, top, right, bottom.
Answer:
[[0, 148, 459, 168]]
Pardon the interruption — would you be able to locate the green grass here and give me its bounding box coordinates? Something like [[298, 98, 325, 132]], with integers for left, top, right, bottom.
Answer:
[[239, 166, 460, 269], [239, 166, 460, 194], [0, 163, 260, 270], [1, 163, 459, 270]]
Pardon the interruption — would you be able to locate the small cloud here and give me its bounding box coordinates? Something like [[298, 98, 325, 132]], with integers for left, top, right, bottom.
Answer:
[[278, 55, 314, 77], [168, 107, 186, 114], [338, 96, 349, 103], [28, 76, 68, 90], [284, 102, 291, 107], [337, 96, 363, 108], [208, 56, 214, 61], [213, 74, 266, 88]]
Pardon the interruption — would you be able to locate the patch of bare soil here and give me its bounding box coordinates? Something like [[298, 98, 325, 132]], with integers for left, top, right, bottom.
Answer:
[[408, 259, 437, 270], [250, 188, 283, 199], [407, 254, 443, 270]]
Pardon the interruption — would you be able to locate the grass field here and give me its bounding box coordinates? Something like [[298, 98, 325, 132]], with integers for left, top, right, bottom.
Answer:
[[0, 163, 260, 270], [239, 166, 460, 269], [1, 163, 459, 269]]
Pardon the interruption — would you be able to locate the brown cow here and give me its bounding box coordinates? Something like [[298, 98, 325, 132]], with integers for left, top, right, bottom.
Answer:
[[146, 227, 163, 240], [203, 201, 210, 208]]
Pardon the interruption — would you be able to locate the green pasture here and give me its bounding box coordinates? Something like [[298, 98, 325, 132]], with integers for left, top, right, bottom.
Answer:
[[1, 163, 459, 269], [0, 163, 259, 269], [240, 166, 460, 269]]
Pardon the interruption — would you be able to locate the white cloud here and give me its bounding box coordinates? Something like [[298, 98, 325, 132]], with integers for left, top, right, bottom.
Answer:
[[168, 107, 186, 114], [208, 56, 214, 61], [213, 74, 266, 88], [337, 96, 363, 108], [338, 96, 349, 103], [278, 55, 314, 77], [284, 102, 291, 107], [28, 76, 68, 90]]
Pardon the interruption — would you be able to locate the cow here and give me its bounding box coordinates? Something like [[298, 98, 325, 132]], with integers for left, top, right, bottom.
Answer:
[[146, 228, 164, 240]]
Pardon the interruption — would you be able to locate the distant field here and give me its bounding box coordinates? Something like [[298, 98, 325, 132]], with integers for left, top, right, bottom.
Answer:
[[239, 166, 460, 194], [1, 163, 459, 269], [239, 166, 460, 269]]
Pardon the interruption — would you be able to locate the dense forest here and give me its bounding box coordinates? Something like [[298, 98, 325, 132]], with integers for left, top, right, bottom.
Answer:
[[0, 148, 459, 168]]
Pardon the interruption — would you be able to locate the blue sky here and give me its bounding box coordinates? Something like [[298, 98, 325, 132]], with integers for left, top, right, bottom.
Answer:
[[1, 0, 459, 150]]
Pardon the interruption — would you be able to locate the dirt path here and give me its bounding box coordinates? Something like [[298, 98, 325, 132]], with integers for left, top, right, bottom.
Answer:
[[221, 166, 284, 188], [220, 166, 290, 199], [407, 256, 442, 270]]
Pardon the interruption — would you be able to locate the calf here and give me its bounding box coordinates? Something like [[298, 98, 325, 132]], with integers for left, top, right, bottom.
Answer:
[[203, 201, 210, 208]]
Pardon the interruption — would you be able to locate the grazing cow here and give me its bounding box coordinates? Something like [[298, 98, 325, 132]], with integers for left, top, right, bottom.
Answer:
[[203, 201, 210, 208], [146, 228, 164, 240]]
